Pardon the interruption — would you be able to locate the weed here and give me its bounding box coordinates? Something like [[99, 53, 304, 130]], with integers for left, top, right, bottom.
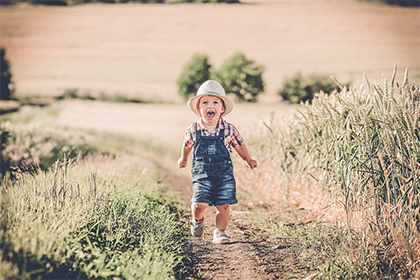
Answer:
[[246, 66, 420, 277]]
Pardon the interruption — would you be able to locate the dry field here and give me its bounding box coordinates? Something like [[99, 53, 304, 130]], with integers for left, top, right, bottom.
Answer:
[[0, 0, 419, 102], [56, 100, 299, 150]]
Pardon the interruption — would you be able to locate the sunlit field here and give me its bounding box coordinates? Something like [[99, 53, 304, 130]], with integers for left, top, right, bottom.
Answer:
[[0, 0, 419, 102], [56, 101, 299, 149]]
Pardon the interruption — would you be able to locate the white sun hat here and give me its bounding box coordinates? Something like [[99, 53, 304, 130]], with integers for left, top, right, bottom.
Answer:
[[187, 80, 234, 117]]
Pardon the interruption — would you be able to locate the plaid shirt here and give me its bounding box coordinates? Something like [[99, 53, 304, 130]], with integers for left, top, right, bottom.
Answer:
[[183, 118, 244, 154]]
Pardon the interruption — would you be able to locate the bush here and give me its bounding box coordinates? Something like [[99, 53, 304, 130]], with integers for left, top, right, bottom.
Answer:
[[278, 72, 344, 104], [379, 0, 419, 6], [214, 52, 264, 102], [177, 54, 212, 101], [0, 48, 13, 101], [0, 123, 103, 179]]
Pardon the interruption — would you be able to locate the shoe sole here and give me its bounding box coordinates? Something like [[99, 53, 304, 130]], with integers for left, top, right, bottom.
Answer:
[[191, 231, 204, 237], [212, 238, 230, 244]]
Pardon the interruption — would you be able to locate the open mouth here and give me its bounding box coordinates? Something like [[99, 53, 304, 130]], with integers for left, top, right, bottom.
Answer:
[[206, 110, 215, 119]]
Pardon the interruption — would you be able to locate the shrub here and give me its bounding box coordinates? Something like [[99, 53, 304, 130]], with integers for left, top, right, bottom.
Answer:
[[214, 52, 264, 102], [0, 123, 103, 179], [0, 48, 13, 101], [380, 0, 419, 6], [177, 54, 212, 101], [278, 72, 344, 104]]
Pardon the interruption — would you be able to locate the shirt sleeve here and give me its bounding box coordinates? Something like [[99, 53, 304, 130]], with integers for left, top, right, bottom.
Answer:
[[229, 123, 244, 148], [183, 123, 195, 148]]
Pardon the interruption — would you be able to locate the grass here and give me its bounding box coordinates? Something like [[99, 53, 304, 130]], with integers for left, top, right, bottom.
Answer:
[[1, 160, 193, 279], [0, 112, 198, 279], [244, 66, 420, 278]]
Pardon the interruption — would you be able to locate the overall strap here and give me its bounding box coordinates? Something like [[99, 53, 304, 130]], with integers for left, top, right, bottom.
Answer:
[[195, 122, 201, 137], [219, 126, 225, 140]]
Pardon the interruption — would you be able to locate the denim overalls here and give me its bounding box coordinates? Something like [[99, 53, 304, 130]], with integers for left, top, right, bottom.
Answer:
[[191, 122, 238, 206]]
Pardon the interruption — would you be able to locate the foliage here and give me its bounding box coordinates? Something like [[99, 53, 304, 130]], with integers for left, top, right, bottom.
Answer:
[[377, 0, 419, 6], [0, 122, 103, 179], [249, 66, 420, 278], [265, 223, 403, 280], [177, 54, 212, 101], [278, 72, 345, 104], [0, 158, 195, 279], [214, 52, 265, 102], [0, 48, 13, 101], [3, 0, 239, 4], [56, 88, 146, 103], [177, 52, 265, 102]]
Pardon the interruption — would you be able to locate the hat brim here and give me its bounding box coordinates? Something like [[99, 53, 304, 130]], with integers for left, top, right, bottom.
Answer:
[[187, 93, 233, 117]]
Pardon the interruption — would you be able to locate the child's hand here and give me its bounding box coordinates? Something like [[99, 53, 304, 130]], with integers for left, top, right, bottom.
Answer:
[[247, 159, 258, 169], [178, 157, 188, 169]]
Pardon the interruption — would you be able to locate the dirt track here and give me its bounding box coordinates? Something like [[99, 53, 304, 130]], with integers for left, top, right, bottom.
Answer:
[[143, 148, 314, 280]]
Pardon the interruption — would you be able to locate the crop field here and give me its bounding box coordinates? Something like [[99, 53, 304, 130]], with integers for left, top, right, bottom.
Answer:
[[0, 0, 419, 102]]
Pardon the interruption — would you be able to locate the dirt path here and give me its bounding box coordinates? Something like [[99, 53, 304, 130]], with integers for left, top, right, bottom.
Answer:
[[138, 149, 315, 280]]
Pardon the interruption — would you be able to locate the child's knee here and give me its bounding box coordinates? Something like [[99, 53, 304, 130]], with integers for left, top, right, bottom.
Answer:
[[192, 202, 208, 211], [216, 204, 229, 212]]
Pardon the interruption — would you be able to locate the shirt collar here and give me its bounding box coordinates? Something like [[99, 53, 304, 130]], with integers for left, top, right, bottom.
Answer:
[[198, 118, 225, 133]]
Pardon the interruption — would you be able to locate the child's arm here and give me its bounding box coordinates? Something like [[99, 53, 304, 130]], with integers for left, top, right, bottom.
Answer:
[[234, 143, 258, 169], [178, 145, 192, 169]]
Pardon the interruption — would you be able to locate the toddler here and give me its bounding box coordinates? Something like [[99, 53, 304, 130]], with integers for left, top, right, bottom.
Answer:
[[178, 80, 257, 244]]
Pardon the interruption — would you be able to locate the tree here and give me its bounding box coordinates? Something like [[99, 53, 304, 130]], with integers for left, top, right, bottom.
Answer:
[[1, 48, 13, 100], [278, 72, 344, 104], [177, 54, 212, 101], [214, 52, 264, 102]]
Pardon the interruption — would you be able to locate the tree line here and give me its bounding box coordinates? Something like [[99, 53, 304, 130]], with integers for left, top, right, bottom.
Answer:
[[0, 0, 239, 5]]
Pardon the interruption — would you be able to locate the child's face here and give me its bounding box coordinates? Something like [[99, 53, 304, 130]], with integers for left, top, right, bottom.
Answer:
[[198, 95, 225, 122]]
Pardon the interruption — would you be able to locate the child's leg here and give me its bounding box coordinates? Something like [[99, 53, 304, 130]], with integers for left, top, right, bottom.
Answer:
[[215, 204, 230, 231], [191, 202, 208, 221]]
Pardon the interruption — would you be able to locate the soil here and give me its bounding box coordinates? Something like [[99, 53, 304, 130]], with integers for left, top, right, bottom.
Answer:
[[139, 148, 316, 280]]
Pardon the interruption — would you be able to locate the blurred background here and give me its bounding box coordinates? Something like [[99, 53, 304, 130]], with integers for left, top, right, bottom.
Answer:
[[1, 0, 419, 104]]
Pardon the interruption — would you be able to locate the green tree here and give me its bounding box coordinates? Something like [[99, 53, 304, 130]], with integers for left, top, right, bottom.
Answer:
[[278, 72, 344, 104], [1, 48, 13, 100], [177, 54, 212, 101], [215, 52, 264, 102]]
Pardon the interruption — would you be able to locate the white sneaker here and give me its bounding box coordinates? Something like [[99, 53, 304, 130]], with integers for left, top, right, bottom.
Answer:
[[190, 218, 204, 237], [213, 229, 231, 244]]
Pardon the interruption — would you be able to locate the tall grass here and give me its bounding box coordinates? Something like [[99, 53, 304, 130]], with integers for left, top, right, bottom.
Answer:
[[1, 156, 194, 279], [246, 66, 420, 277], [0, 108, 197, 279]]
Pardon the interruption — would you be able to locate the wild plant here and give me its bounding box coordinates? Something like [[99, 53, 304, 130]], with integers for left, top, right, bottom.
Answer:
[[1, 156, 192, 279], [245, 66, 420, 277]]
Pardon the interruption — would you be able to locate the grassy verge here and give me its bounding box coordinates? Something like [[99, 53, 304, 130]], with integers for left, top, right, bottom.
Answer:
[[246, 66, 420, 278], [0, 108, 198, 279]]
